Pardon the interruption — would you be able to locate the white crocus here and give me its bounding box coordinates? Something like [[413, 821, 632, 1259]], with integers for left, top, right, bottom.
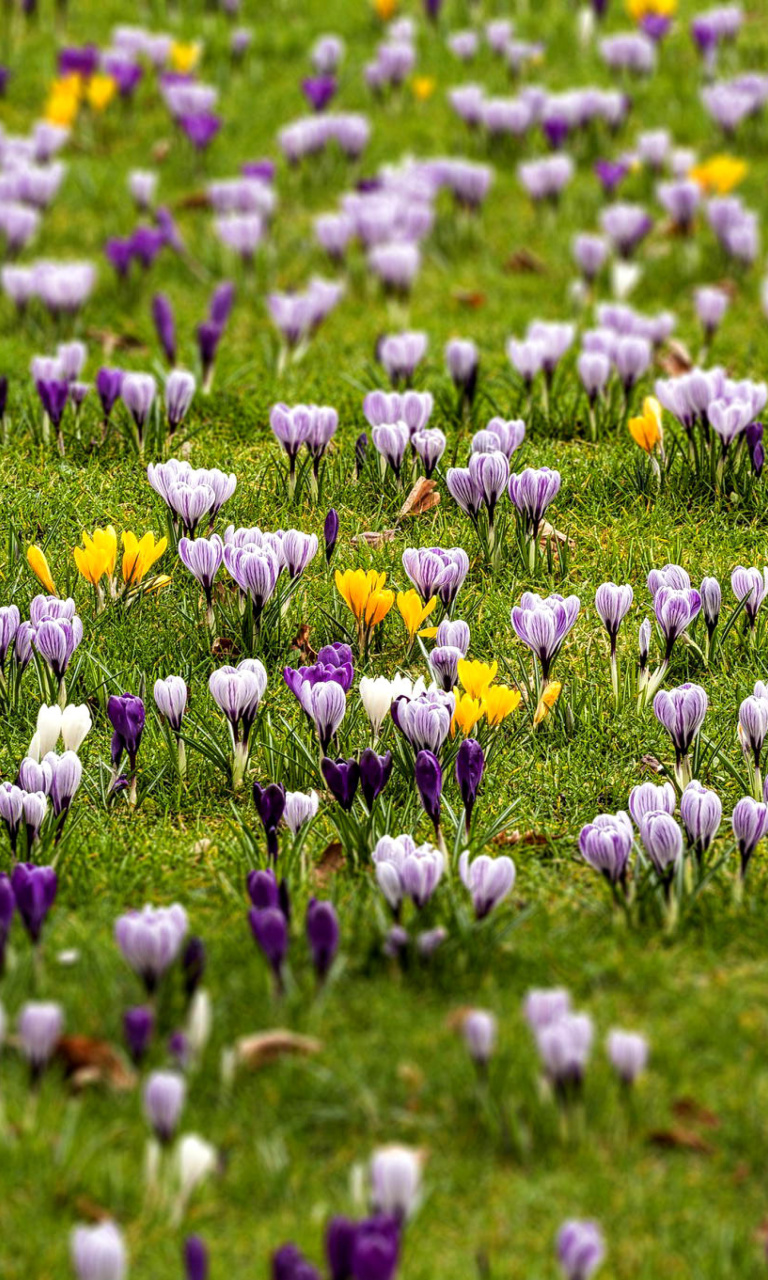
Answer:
[[28, 704, 63, 760], [186, 989, 212, 1062], [611, 261, 641, 301], [370, 1144, 423, 1221], [173, 1133, 217, 1223], [359, 674, 427, 738], [61, 703, 92, 753]]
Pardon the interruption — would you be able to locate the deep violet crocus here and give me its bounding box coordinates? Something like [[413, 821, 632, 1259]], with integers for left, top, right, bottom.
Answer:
[[415, 749, 442, 843], [253, 781, 286, 862], [184, 1236, 209, 1280], [324, 508, 339, 564], [124, 1005, 155, 1064], [456, 738, 484, 833], [306, 898, 339, 981], [152, 293, 176, 365], [11, 862, 57, 944], [359, 748, 392, 812], [321, 756, 360, 811], [249, 905, 289, 990], [107, 693, 145, 805]]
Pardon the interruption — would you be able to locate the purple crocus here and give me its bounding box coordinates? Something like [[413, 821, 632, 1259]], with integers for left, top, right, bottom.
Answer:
[[732, 796, 768, 881], [0, 873, 14, 970], [108, 694, 145, 801], [578, 812, 633, 888], [321, 756, 360, 810], [359, 748, 392, 812], [731, 566, 768, 630], [557, 1220, 605, 1280], [324, 509, 339, 564], [253, 780, 286, 862], [180, 112, 222, 151], [653, 683, 708, 785], [306, 898, 339, 981], [96, 367, 124, 421], [179, 535, 224, 623], [415, 749, 442, 839], [302, 76, 337, 112], [456, 738, 484, 833], [11, 862, 57, 944], [508, 467, 561, 547], [184, 1237, 209, 1280], [680, 781, 721, 860], [459, 851, 516, 918], [124, 1005, 155, 1064], [510, 592, 580, 681], [249, 906, 289, 987], [152, 293, 176, 365], [114, 903, 188, 993]]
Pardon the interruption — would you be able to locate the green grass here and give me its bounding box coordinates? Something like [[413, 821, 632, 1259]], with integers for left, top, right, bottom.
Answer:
[[3, 0, 768, 1275]]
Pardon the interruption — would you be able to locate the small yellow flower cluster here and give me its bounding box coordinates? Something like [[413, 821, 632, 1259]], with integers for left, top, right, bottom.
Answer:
[[27, 529, 169, 607], [626, 0, 676, 21], [44, 71, 118, 127], [452, 659, 521, 737], [689, 155, 747, 197], [335, 569, 395, 648]]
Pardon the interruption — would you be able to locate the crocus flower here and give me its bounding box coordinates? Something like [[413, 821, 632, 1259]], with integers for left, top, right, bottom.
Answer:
[[249, 905, 288, 987], [535, 1012, 594, 1097], [124, 1006, 154, 1064], [628, 781, 676, 827], [359, 749, 392, 811], [731, 566, 768, 630], [335, 569, 394, 649], [27, 544, 57, 595], [321, 756, 360, 810], [114, 902, 188, 993], [732, 795, 768, 883], [653, 683, 708, 786], [306, 898, 339, 980], [511, 592, 580, 681], [607, 1029, 649, 1086], [178, 535, 224, 625], [11, 862, 57, 943], [184, 1237, 209, 1280], [556, 1219, 605, 1280], [108, 693, 145, 803], [462, 1010, 497, 1070], [680, 781, 721, 859], [144, 1069, 186, 1144], [165, 370, 196, 433], [121, 531, 167, 587], [508, 468, 562, 567], [370, 1145, 422, 1223], [455, 739, 484, 833], [524, 988, 572, 1031], [284, 790, 319, 835], [415, 749, 442, 839], [253, 781, 286, 862], [391, 690, 454, 756], [209, 660, 268, 788], [154, 675, 188, 733], [459, 850, 516, 918], [578, 812, 633, 888], [18, 1000, 63, 1079], [639, 811, 683, 884]]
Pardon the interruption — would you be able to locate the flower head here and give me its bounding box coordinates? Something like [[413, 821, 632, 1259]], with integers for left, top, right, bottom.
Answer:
[[629, 396, 662, 452], [74, 526, 117, 586], [121, 531, 167, 586], [27, 545, 56, 595], [397, 590, 436, 643]]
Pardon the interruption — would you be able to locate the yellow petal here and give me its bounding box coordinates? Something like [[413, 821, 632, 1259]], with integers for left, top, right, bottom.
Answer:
[[27, 545, 56, 595]]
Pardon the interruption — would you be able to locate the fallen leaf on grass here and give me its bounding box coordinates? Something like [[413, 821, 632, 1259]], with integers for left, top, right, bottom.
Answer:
[[505, 248, 546, 274], [351, 529, 396, 548], [452, 289, 486, 308], [291, 623, 315, 660], [175, 190, 210, 210], [73, 1197, 113, 1222], [56, 1036, 136, 1091], [493, 829, 548, 848], [314, 841, 346, 885], [657, 340, 693, 377], [399, 478, 440, 518], [649, 1128, 714, 1154], [672, 1097, 720, 1128], [538, 522, 574, 552], [151, 140, 171, 162], [640, 754, 665, 775], [86, 329, 148, 358], [212, 636, 237, 659], [235, 1030, 322, 1068]]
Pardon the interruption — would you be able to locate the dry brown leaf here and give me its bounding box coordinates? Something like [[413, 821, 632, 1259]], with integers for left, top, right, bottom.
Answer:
[[640, 754, 665, 775], [452, 289, 486, 309], [314, 840, 346, 885], [649, 1128, 714, 1154], [657, 340, 693, 377], [538, 521, 574, 552], [56, 1036, 136, 1091], [351, 529, 396, 548], [672, 1097, 720, 1128], [175, 190, 210, 210], [399, 478, 440, 519], [73, 1197, 113, 1222], [505, 248, 546, 274], [86, 329, 148, 358], [152, 140, 171, 163], [291, 623, 315, 660], [493, 829, 548, 848], [235, 1030, 322, 1068], [445, 1006, 474, 1032], [212, 636, 237, 658]]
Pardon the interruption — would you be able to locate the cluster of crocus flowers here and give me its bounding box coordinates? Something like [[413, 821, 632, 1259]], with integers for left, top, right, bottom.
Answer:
[[452, 659, 521, 738], [335, 569, 394, 652], [73, 527, 169, 606]]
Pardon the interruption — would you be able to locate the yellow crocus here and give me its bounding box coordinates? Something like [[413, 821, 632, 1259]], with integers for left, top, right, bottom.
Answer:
[[45, 93, 79, 127], [689, 155, 747, 197], [365, 588, 395, 627], [335, 568, 386, 622], [74, 526, 117, 586], [86, 74, 117, 112], [482, 684, 521, 726], [628, 396, 663, 454], [458, 659, 498, 701], [412, 77, 436, 102], [27, 545, 57, 595], [374, 0, 398, 18], [121, 531, 167, 586], [533, 681, 562, 726], [397, 590, 437, 642], [170, 41, 202, 74], [627, 0, 676, 19], [451, 691, 484, 737]]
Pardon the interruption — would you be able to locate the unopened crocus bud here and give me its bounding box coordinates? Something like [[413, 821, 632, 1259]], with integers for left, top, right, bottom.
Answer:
[[606, 1029, 648, 1085], [306, 898, 339, 981], [184, 1236, 209, 1280], [124, 1005, 154, 1064], [143, 1069, 186, 1144], [557, 1219, 605, 1280], [61, 703, 92, 753], [249, 906, 289, 984], [700, 577, 721, 637], [247, 867, 280, 910], [359, 748, 392, 812], [415, 749, 442, 837], [462, 1009, 497, 1068], [182, 936, 206, 999], [732, 795, 768, 881], [153, 675, 188, 732], [324, 508, 339, 564], [455, 738, 484, 832], [253, 781, 286, 862], [746, 422, 764, 477], [0, 873, 14, 971], [370, 1145, 422, 1222], [152, 292, 176, 365], [321, 756, 359, 811], [355, 432, 368, 479], [18, 1000, 63, 1078]]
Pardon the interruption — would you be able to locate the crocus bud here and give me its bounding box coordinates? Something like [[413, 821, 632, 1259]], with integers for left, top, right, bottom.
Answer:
[[124, 1005, 154, 1064], [455, 738, 484, 832], [181, 936, 206, 999], [184, 1236, 209, 1280], [359, 748, 392, 812], [0, 873, 14, 971], [253, 781, 286, 862], [154, 675, 188, 732], [18, 1000, 63, 1078], [606, 1029, 648, 1085], [732, 795, 768, 880], [143, 1069, 186, 1144], [306, 898, 339, 981], [700, 576, 721, 636], [462, 1009, 497, 1068], [247, 867, 280, 910], [321, 756, 359, 811], [556, 1219, 605, 1280], [61, 703, 92, 753], [370, 1145, 422, 1222], [355, 432, 368, 479], [152, 292, 176, 365], [249, 906, 289, 983], [415, 749, 442, 836], [29, 704, 62, 759], [324, 508, 339, 564]]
